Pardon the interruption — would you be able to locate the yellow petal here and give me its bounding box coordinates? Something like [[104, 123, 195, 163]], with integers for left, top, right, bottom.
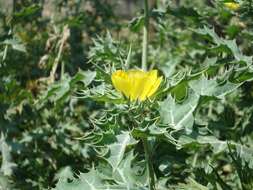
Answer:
[[111, 69, 163, 102], [224, 2, 240, 10], [127, 70, 147, 101], [139, 70, 158, 101], [111, 70, 131, 98], [146, 76, 163, 98]]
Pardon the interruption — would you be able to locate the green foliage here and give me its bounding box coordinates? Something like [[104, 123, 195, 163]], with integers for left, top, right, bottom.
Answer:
[[53, 151, 148, 190], [1, 0, 253, 190]]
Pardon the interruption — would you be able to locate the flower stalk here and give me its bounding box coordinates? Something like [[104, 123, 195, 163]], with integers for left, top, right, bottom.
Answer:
[[142, 0, 149, 71], [143, 138, 156, 190], [141, 1, 156, 188]]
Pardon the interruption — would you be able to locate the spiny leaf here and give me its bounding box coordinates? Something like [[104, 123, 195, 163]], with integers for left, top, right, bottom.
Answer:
[[178, 134, 253, 168], [196, 26, 252, 66], [113, 151, 148, 188], [189, 75, 241, 98], [71, 70, 96, 86], [160, 90, 200, 133], [107, 132, 137, 171], [53, 169, 105, 190], [53, 152, 148, 190], [37, 70, 96, 107]]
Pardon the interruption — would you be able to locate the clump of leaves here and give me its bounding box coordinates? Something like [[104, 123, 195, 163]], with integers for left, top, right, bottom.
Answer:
[[1, 0, 253, 190]]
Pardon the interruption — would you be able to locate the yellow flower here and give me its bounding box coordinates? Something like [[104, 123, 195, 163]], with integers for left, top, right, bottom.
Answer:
[[224, 2, 240, 11], [111, 69, 162, 101]]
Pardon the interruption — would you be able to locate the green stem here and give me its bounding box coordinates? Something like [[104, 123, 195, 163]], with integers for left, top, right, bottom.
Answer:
[[61, 60, 65, 80], [142, 138, 156, 190], [2, 44, 8, 62], [1, 30, 12, 66], [142, 0, 149, 71]]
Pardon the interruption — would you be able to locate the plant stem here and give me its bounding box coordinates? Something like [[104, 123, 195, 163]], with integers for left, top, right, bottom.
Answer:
[[142, 138, 156, 190], [142, 0, 149, 71], [49, 25, 69, 83]]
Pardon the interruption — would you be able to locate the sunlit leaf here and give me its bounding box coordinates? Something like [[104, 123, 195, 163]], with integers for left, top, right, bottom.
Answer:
[[160, 90, 200, 133]]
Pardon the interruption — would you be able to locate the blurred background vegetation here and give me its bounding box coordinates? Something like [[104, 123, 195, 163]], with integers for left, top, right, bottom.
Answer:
[[1, 0, 253, 189]]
